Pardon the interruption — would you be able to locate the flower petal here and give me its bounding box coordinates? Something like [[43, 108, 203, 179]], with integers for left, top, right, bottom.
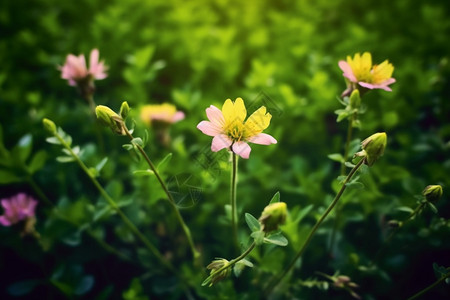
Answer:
[[338, 60, 357, 82], [247, 133, 277, 145], [0, 216, 12, 226], [211, 134, 232, 152], [206, 105, 225, 127], [197, 121, 223, 137], [232, 141, 251, 159], [222, 98, 246, 126], [245, 106, 272, 134]]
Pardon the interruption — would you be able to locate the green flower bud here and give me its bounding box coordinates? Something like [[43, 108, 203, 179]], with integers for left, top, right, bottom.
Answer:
[[258, 202, 287, 233], [42, 118, 57, 134], [349, 89, 361, 109], [95, 105, 126, 135], [206, 258, 230, 286], [360, 132, 387, 166], [387, 220, 402, 228], [119, 101, 130, 119], [422, 185, 443, 202]]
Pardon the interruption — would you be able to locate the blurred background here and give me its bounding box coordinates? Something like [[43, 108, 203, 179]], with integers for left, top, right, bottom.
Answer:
[[0, 0, 449, 299]]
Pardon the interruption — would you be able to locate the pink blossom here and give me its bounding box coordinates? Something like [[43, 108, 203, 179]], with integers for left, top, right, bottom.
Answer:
[[0, 193, 38, 226], [60, 49, 108, 86], [197, 98, 277, 159]]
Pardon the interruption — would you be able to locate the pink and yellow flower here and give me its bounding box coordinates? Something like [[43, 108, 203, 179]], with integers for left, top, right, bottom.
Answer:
[[60, 49, 108, 86], [339, 52, 395, 92], [197, 97, 277, 159], [0, 193, 38, 226], [140, 103, 185, 125]]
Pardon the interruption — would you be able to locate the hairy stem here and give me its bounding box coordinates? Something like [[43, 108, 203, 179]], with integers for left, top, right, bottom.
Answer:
[[124, 127, 200, 263], [231, 152, 239, 250], [265, 157, 366, 295], [407, 271, 450, 300]]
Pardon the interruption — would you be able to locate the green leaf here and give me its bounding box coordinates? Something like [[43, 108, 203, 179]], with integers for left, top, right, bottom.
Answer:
[[427, 202, 438, 214], [157, 153, 172, 171], [95, 157, 108, 173], [345, 181, 364, 190], [295, 204, 313, 223], [28, 150, 47, 174], [46, 136, 61, 145], [56, 156, 76, 163], [328, 153, 344, 163], [234, 259, 254, 277], [250, 231, 265, 246], [122, 144, 133, 151], [74, 275, 94, 295], [0, 169, 22, 184], [133, 169, 155, 177], [433, 263, 448, 279], [396, 206, 414, 214], [131, 137, 144, 147], [7, 279, 41, 296], [245, 213, 261, 232], [264, 232, 288, 246], [269, 191, 281, 204], [15, 134, 33, 162]]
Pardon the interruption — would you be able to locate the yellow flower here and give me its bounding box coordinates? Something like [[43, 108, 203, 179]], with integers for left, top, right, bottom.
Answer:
[[140, 103, 185, 125], [197, 97, 277, 159], [339, 52, 395, 91]]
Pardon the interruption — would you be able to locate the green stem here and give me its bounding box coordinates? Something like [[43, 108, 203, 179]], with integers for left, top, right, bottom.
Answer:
[[231, 152, 239, 250], [54, 130, 175, 273], [407, 272, 450, 300], [371, 202, 426, 265], [26, 176, 131, 261], [265, 157, 366, 295], [329, 113, 355, 254], [124, 127, 200, 263]]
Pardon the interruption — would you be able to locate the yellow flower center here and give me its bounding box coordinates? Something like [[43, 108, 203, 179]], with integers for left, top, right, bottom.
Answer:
[[221, 98, 272, 142]]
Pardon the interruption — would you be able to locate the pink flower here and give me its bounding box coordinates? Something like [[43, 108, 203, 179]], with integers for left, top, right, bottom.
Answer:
[[60, 49, 108, 86], [338, 52, 395, 92], [140, 103, 185, 125], [197, 97, 277, 159], [0, 193, 38, 226]]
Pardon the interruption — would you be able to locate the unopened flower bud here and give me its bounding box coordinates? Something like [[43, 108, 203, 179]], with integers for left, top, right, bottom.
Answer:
[[206, 258, 230, 286], [95, 105, 126, 135], [349, 89, 361, 109], [42, 118, 57, 134], [387, 220, 402, 228], [119, 101, 130, 119], [360, 132, 387, 166], [422, 185, 443, 202], [259, 202, 287, 233]]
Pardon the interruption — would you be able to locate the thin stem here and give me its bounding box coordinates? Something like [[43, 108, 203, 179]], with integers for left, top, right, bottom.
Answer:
[[329, 113, 355, 254], [371, 202, 426, 265], [231, 152, 239, 250], [53, 130, 175, 273], [265, 157, 366, 295], [407, 271, 450, 300], [123, 127, 200, 263]]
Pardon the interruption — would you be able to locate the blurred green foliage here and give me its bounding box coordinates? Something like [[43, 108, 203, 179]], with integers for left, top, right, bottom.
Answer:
[[0, 0, 449, 299]]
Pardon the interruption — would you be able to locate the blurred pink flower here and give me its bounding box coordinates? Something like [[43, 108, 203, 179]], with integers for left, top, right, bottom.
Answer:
[[60, 49, 108, 86], [197, 97, 277, 159], [140, 103, 185, 125], [0, 193, 38, 226]]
